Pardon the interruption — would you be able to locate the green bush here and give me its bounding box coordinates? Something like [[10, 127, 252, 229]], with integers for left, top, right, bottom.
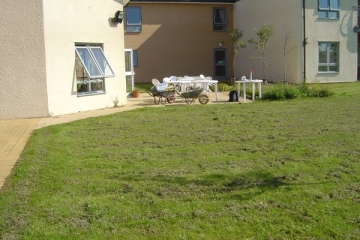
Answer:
[[299, 83, 334, 98], [262, 83, 333, 100], [209, 82, 233, 92], [262, 84, 299, 100]]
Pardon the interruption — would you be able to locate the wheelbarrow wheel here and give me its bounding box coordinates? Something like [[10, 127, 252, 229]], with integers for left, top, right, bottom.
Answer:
[[198, 94, 209, 104], [166, 94, 175, 103]]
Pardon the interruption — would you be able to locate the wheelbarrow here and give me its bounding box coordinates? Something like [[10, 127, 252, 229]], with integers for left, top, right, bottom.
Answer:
[[176, 88, 209, 105]]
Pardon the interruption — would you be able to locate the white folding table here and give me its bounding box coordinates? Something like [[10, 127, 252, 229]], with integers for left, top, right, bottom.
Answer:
[[236, 79, 263, 102]]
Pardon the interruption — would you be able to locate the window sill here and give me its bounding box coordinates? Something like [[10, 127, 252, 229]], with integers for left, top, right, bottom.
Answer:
[[317, 17, 339, 20], [77, 91, 106, 97], [317, 72, 339, 74]]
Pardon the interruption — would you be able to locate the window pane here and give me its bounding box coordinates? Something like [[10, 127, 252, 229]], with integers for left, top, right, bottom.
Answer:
[[214, 9, 227, 24], [133, 50, 138, 66], [213, 25, 226, 31], [327, 11, 338, 18], [126, 75, 133, 92], [329, 44, 338, 63], [126, 7, 141, 25], [215, 66, 226, 77], [318, 11, 327, 18], [329, 66, 338, 71], [215, 51, 225, 63], [75, 47, 103, 78], [89, 47, 115, 77], [329, 0, 339, 10], [318, 43, 327, 63], [77, 82, 89, 93], [319, 0, 329, 10], [318, 66, 328, 71], [125, 51, 132, 72], [90, 80, 104, 91], [126, 26, 141, 32]]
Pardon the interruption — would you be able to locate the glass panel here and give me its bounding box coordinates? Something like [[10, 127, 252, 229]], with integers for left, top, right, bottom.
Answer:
[[215, 51, 225, 63], [133, 50, 138, 66], [318, 66, 328, 71], [214, 8, 227, 24], [329, 0, 339, 10], [125, 51, 132, 72], [89, 47, 115, 77], [213, 25, 226, 31], [77, 82, 89, 93], [126, 75, 133, 92], [318, 43, 327, 64], [75, 47, 103, 78], [215, 66, 226, 77], [126, 26, 141, 32], [329, 66, 338, 71], [126, 7, 141, 25], [318, 11, 327, 18], [328, 11, 338, 18], [90, 80, 104, 91], [329, 44, 338, 63], [319, 0, 329, 10]]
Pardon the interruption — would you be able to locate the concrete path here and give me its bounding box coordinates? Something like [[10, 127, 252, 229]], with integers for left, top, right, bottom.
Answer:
[[0, 118, 39, 189], [0, 91, 242, 190]]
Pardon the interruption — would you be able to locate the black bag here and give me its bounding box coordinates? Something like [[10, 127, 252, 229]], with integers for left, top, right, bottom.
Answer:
[[228, 90, 238, 102]]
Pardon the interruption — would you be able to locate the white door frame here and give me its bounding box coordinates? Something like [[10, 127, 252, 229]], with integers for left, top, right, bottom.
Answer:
[[124, 48, 135, 92]]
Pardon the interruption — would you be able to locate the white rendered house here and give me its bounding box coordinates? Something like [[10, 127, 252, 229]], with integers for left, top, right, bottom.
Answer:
[[0, 0, 129, 119]]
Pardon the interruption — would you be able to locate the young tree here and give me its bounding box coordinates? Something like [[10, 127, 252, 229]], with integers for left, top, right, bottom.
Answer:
[[248, 23, 274, 80], [282, 26, 296, 82], [230, 28, 246, 85]]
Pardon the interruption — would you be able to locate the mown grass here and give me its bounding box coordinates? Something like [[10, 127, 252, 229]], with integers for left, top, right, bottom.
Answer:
[[1, 83, 360, 239]]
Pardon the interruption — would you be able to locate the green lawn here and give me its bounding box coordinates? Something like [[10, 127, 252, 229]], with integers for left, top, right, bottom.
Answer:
[[1, 83, 360, 239]]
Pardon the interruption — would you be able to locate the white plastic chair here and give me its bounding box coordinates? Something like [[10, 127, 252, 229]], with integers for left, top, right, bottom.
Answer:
[[205, 76, 213, 93], [152, 78, 160, 85]]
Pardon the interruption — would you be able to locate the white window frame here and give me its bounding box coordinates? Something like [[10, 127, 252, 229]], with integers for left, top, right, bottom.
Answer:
[[318, 0, 340, 19], [75, 45, 115, 96], [75, 46, 115, 78], [318, 42, 339, 73]]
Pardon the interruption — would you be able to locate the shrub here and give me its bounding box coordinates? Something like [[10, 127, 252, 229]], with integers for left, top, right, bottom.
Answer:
[[262, 83, 299, 100], [210, 82, 233, 92], [262, 83, 333, 101], [299, 83, 334, 98]]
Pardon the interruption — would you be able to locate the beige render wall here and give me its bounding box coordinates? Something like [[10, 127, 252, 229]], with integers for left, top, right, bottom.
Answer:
[[233, 0, 303, 83], [0, 0, 49, 119], [43, 0, 127, 116], [125, 3, 234, 83], [304, 0, 357, 83]]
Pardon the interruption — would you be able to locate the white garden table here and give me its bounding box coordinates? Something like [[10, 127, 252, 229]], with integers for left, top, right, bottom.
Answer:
[[236, 79, 263, 102]]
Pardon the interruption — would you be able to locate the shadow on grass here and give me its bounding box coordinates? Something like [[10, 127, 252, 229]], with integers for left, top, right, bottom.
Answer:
[[120, 171, 291, 201]]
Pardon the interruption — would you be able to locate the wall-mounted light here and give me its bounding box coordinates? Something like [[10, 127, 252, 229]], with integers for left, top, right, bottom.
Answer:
[[111, 10, 124, 24], [304, 38, 310, 44]]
